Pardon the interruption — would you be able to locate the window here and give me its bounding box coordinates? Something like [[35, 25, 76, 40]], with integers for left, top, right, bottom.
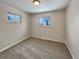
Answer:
[[8, 12, 21, 24], [8, 13, 14, 23], [15, 15, 21, 23], [40, 16, 51, 27]]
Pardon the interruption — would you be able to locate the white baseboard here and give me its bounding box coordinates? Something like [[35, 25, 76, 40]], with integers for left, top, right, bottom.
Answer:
[[0, 36, 30, 53], [32, 36, 64, 44], [65, 42, 75, 59]]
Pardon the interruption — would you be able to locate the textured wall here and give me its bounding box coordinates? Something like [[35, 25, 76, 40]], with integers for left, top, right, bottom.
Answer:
[[65, 0, 79, 59], [31, 10, 65, 43], [0, 3, 30, 51]]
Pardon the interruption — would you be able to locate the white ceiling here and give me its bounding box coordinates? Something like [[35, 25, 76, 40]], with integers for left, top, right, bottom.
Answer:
[[0, 0, 71, 13]]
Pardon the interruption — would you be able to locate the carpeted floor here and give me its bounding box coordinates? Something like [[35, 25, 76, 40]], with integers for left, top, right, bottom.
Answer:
[[0, 37, 72, 59]]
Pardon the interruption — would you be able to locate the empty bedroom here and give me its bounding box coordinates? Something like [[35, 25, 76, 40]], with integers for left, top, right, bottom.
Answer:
[[0, 0, 79, 59]]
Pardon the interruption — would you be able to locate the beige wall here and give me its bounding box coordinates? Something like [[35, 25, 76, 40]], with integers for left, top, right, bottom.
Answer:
[[65, 0, 79, 59], [0, 3, 30, 51], [31, 10, 65, 43]]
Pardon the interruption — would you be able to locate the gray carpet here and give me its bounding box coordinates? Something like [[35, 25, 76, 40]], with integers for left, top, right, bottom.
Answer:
[[0, 37, 72, 59]]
